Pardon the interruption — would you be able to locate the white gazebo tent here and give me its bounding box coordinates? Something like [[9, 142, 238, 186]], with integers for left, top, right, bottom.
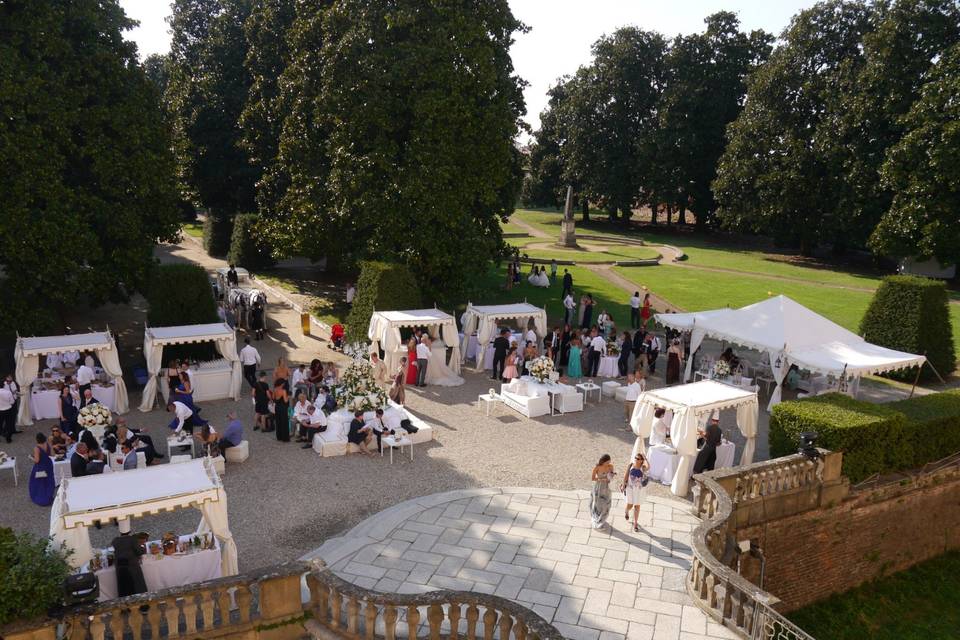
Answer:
[[656, 296, 926, 410], [139, 323, 243, 411], [50, 458, 238, 576], [14, 331, 129, 426], [630, 380, 759, 496], [459, 303, 549, 370], [368, 309, 462, 375]]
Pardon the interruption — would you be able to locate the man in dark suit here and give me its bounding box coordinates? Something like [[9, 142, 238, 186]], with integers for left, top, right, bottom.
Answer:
[[111, 520, 147, 597], [491, 329, 511, 381], [618, 331, 633, 377], [546, 327, 561, 360], [561, 269, 573, 301], [71, 443, 103, 477]]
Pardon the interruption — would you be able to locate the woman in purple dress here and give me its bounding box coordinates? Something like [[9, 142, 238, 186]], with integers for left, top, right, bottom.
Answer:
[[29, 433, 55, 506]]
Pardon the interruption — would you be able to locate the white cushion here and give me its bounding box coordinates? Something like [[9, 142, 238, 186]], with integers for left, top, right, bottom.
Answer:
[[224, 440, 249, 463], [170, 454, 192, 465], [602, 381, 621, 397]]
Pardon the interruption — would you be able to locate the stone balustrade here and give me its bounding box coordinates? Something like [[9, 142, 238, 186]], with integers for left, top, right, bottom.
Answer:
[[1, 560, 563, 640]]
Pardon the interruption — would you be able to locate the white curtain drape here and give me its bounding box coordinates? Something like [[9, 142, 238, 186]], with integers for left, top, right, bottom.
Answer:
[[50, 493, 94, 569], [97, 339, 129, 413], [475, 319, 497, 371], [767, 349, 789, 411], [198, 492, 239, 576], [138, 334, 165, 412], [684, 326, 706, 382], [459, 307, 478, 362], [14, 343, 39, 426], [533, 311, 548, 338], [215, 337, 243, 400], [737, 403, 758, 464], [441, 321, 462, 374], [629, 397, 656, 459], [669, 408, 700, 496]]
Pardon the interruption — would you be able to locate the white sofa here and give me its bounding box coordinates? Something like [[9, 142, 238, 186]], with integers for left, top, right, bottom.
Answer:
[[312, 403, 433, 457], [499, 380, 551, 418]]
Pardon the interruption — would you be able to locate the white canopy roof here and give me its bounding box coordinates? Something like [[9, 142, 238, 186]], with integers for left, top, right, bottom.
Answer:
[[460, 302, 549, 369], [368, 309, 462, 377], [655, 308, 733, 332], [145, 323, 236, 345], [51, 459, 238, 576], [374, 309, 455, 326], [630, 381, 759, 497], [17, 332, 113, 356]]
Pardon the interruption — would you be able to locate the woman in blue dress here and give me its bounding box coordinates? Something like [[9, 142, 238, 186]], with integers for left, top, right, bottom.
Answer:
[[567, 336, 583, 379], [29, 432, 55, 507], [58, 384, 78, 436]]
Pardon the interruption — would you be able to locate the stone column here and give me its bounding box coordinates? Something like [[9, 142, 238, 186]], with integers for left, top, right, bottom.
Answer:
[[559, 186, 578, 248]]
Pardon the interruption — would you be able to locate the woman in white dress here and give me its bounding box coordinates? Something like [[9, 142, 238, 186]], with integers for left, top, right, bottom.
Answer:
[[423, 339, 466, 387], [620, 453, 650, 532], [649, 407, 670, 447]]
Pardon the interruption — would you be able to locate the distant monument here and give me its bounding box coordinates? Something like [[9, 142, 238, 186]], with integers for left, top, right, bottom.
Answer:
[[559, 185, 578, 248]]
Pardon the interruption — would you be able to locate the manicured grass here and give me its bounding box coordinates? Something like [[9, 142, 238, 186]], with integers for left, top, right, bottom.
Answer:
[[788, 550, 960, 640], [256, 273, 350, 327], [512, 245, 660, 264], [508, 208, 641, 241], [182, 222, 203, 238]]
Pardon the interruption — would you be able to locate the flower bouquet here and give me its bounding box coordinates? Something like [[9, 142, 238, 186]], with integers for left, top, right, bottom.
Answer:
[[77, 403, 113, 429], [336, 359, 388, 411], [713, 360, 731, 378], [528, 356, 554, 383], [606, 341, 620, 356]]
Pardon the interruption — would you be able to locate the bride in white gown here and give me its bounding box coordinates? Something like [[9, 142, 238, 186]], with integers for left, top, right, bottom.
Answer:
[[527, 266, 550, 288], [424, 338, 465, 387]]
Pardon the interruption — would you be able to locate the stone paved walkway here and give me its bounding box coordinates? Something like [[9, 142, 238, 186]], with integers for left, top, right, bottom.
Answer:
[[306, 488, 736, 640]]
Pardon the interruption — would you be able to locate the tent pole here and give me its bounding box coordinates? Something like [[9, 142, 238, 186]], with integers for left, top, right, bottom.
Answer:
[[908, 363, 923, 398]]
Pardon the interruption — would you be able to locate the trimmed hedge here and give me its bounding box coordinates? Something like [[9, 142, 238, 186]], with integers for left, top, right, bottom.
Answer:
[[345, 262, 422, 343], [859, 275, 955, 380], [770, 393, 905, 483], [145, 264, 220, 361], [202, 213, 233, 257], [227, 214, 274, 270], [770, 390, 960, 482]]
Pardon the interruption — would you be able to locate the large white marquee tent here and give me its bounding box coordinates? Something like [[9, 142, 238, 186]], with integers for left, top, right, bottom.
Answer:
[[630, 380, 759, 496], [139, 323, 243, 411], [50, 458, 238, 576], [368, 309, 462, 376], [657, 295, 926, 409], [459, 303, 548, 370], [14, 331, 129, 426]]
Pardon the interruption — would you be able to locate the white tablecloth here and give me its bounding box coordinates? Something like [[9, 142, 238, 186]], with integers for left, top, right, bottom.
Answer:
[[716, 441, 735, 470], [597, 356, 620, 378], [647, 446, 679, 485], [190, 360, 233, 401], [30, 385, 116, 420], [91, 537, 222, 601], [53, 459, 71, 486], [459, 333, 480, 361]]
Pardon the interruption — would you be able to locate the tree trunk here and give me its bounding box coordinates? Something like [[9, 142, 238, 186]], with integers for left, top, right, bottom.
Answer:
[[620, 206, 632, 227], [666, 204, 673, 227], [581, 198, 590, 223], [650, 203, 658, 226], [679, 205, 687, 226]]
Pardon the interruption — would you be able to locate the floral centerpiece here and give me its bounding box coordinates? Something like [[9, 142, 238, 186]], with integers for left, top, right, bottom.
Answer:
[[606, 341, 620, 356], [77, 403, 113, 429], [336, 359, 388, 413], [528, 355, 554, 383], [713, 360, 731, 378]]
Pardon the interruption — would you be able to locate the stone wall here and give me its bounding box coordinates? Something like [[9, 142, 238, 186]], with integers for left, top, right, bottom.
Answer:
[[739, 465, 960, 611]]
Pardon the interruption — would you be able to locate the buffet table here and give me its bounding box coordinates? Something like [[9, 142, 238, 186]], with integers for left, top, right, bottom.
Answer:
[[161, 359, 233, 403], [647, 440, 736, 485], [596, 355, 620, 378], [87, 535, 222, 602], [30, 384, 116, 420]]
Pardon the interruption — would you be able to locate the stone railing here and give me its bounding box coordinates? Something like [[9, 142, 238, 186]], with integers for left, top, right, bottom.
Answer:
[[1, 560, 563, 640], [687, 451, 846, 639]]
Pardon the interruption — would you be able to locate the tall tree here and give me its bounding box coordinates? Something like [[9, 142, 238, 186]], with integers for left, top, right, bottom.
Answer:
[[713, 1, 874, 254], [872, 40, 960, 266], [167, 0, 258, 215], [296, 0, 526, 299], [0, 0, 180, 333], [143, 53, 171, 98], [522, 82, 570, 209]]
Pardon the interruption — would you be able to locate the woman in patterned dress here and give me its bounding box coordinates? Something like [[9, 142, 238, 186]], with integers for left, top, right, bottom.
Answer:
[[590, 454, 616, 529]]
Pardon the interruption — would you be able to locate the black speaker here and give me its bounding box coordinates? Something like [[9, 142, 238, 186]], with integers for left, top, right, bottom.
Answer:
[[63, 572, 99, 606]]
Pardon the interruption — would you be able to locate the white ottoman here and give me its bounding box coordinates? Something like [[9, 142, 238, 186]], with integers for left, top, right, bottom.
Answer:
[[170, 454, 192, 465], [224, 440, 249, 463], [209, 455, 226, 476], [602, 381, 621, 398]]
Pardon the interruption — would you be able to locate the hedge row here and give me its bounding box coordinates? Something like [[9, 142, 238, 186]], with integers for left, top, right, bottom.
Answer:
[[859, 275, 956, 381], [770, 390, 960, 483], [345, 261, 422, 344], [203, 213, 234, 257], [227, 213, 274, 270], [145, 264, 220, 362]]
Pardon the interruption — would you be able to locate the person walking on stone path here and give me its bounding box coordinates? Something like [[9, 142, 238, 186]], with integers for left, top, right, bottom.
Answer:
[[621, 453, 650, 533], [590, 454, 616, 529], [239, 338, 261, 389]]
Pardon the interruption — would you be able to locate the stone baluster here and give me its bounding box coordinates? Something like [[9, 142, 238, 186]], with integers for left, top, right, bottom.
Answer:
[[129, 603, 148, 640], [465, 604, 479, 639], [498, 611, 513, 638], [347, 596, 360, 636], [448, 602, 462, 639], [482, 608, 497, 640], [181, 595, 199, 636], [215, 589, 232, 627], [406, 605, 420, 639], [383, 604, 398, 640], [427, 603, 444, 639], [70, 612, 92, 640], [514, 620, 528, 640], [108, 610, 124, 640], [328, 588, 342, 631], [146, 598, 163, 638], [161, 599, 178, 638], [236, 585, 253, 624], [198, 590, 215, 630], [364, 600, 377, 639]]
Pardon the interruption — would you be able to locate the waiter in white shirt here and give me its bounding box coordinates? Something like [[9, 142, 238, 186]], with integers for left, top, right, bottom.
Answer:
[[0, 384, 15, 443], [524, 327, 537, 349], [239, 337, 261, 389], [646, 334, 661, 374], [415, 337, 431, 388], [46, 352, 64, 370], [166, 400, 197, 434], [62, 350, 81, 368], [588, 330, 606, 377], [563, 293, 576, 326], [629, 291, 641, 329], [622, 373, 645, 423], [76, 362, 96, 407]]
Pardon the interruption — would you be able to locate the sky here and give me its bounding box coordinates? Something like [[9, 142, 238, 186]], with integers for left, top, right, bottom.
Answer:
[[119, 0, 818, 135]]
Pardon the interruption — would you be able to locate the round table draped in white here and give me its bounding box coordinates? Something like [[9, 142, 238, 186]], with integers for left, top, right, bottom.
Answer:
[[647, 440, 736, 485], [596, 356, 620, 378]]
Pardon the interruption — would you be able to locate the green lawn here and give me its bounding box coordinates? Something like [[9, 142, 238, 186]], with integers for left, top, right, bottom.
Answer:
[[788, 551, 960, 640], [182, 222, 203, 238], [509, 243, 660, 264], [507, 208, 641, 241]]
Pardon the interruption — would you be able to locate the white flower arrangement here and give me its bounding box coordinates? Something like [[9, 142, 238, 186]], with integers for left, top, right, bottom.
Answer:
[[606, 341, 620, 356], [77, 403, 113, 429], [528, 355, 554, 383], [713, 360, 731, 378], [336, 359, 388, 412]]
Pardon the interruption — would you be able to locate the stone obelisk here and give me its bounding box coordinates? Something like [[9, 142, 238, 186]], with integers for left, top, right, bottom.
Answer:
[[559, 186, 578, 248]]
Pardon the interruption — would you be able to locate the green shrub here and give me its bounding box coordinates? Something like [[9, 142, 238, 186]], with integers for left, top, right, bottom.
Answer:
[[769, 394, 906, 483], [0, 527, 72, 625], [859, 275, 955, 381], [227, 214, 274, 270], [345, 262, 422, 343], [202, 213, 234, 257], [888, 390, 960, 468], [145, 264, 220, 362]]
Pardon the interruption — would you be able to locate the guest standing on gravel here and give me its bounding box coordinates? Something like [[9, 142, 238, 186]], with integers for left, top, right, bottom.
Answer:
[[590, 454, 615, 529], [240, 338, 261, 388]]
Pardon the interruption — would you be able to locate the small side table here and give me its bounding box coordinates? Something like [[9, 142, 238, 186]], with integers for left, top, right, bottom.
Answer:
[[0, 457, 17, 486], [477, 393, 502, 416], [167, 434, 196, 458], [382, 435, 413, 463], [577, 383, 602, 404]]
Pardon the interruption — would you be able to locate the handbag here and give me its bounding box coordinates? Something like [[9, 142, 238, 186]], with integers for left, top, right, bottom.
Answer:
[[34, 470, 48, 479]]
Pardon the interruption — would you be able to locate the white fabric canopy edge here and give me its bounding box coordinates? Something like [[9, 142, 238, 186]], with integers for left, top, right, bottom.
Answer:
[[459, 302, 548, 370]]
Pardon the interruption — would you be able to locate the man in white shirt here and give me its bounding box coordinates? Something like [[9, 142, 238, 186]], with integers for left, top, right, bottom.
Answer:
[[370, 408, 396, 454], [346, 283, 356, 305], [622, 373, 645, 423], [0, 383, 15, 443], [46, 352, 64, 370], [166, 401, 197, 434], [76, 362, 96, 407], [239, 337, 261, 388], [629, 291, 641, 329], [369, 352, 387, 387], [588, 329, 606, 377], [291, 364, 312, 399], [645, 334, 662, 374], [299, 404, 328, 449], [62, 350, 81, 368], [563, 292, 576, 326], [415, 337, 431, 387]]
